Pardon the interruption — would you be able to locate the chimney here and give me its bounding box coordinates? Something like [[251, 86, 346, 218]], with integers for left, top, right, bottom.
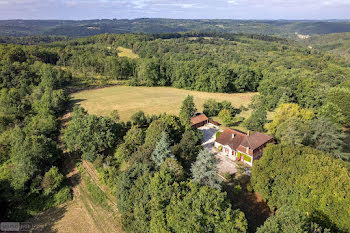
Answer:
[[232, 134, 235, 139], [247, 130, 250, 136]]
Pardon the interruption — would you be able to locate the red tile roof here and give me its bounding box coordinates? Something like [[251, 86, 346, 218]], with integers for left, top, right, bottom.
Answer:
[[241, 132, 273, 150], [216, 128, 247, 151], [190, 114, 208, 126], [216, 128, 273, 151]]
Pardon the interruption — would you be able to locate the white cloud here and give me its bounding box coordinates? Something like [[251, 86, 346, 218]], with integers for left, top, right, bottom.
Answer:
[[181, 3, 194, 8], [132, 0, 150, 9], [227, 0, 239, 5], [0, 0, 349, 19]]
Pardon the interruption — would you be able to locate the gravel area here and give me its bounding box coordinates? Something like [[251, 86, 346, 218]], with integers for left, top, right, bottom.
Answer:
[[215, 153, 238, 175]]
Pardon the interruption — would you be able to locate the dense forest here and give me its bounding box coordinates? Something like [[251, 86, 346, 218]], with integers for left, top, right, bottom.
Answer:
[[2, 19, 350, 37], [301, 32, 350, 62], [38, 32, 350, 109], [0, 44, 72, 219], [0, 32, 349, 232]]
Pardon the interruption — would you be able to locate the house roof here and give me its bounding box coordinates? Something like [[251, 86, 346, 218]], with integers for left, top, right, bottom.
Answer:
[[241, 132, 273, 150], [216, 128, 247, 151], [190, 113, 208, 126], [216, 128, 273, 151]]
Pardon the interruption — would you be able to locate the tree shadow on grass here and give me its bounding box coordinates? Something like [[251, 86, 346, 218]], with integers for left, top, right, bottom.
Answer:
[[223, 178, 272, 233], [29, 205, 67, 233], [70, 98, 86, 106]]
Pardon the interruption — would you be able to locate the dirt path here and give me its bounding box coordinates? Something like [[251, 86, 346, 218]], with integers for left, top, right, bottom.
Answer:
[[29, 112, 124, 233]]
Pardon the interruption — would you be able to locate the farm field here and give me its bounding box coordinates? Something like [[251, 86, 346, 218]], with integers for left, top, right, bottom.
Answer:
[[72, 86, 257, 121]]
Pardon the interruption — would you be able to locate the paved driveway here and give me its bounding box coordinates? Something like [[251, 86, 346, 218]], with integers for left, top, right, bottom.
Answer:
[[198, 124, 238, 175], [198, 124, 218, 149]]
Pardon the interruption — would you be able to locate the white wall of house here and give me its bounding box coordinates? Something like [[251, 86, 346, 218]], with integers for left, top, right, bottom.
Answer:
[[243, 157, 253, 166], [214, 142, 222, 149], [215, 142, 233, 158], [224, 146, 232, 157]]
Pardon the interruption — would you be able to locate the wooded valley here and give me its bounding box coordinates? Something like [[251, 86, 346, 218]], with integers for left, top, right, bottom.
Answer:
[[0, 30, 349, 233]]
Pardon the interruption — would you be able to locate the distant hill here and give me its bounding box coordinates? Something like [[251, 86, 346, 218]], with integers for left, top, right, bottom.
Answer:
[[1, 19, 350, 37], [300, 32, 350, 62]]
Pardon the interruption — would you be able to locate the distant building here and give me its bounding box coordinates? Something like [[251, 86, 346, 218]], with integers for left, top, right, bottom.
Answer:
[[190, 113, 209, 128], [190, 113, 221, 128], [215, 128, 274, 166]]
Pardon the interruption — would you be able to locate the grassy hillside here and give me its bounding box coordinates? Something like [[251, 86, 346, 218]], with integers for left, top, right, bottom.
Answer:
[[72, 86, 256, 121]]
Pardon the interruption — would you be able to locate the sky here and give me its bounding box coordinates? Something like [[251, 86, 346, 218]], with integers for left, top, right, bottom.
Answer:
[[0, 0, 350, 20]]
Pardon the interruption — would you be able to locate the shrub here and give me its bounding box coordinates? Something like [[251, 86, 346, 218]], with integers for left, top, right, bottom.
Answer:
[[100, 166, 119, 195], [93, 155, 104, 169], [41, 166, 64, 195], [223, 172, 233, 181], [246, 183, 254, 193], [54, 186, 72, 205], [216, 131, 222, 139], [233, 184, 242, 195], [218, 109, 234, 126]]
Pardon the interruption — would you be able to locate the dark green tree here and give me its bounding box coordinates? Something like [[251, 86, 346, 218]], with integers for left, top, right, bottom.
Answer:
[[10, 127, 57, 190], [166, 182, 247, 233], [109, 109, 120, 123], [252, 144, 350, 232], [131, 111, 147, 126], [63, 106, 120, 162], [244, 107, 267, 132], [179, 95, 197, 127], [257, 206, 330, 233], [326, 87, 350, 127], [172, 129, 202, 170], [203, 99, 221, 117], [309, 118, 347, 159], [41, 166, 64, 195]]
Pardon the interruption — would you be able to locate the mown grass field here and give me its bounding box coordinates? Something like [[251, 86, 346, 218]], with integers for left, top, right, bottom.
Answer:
[[117, 47, 139, 59], [72, 86, 256, 122]]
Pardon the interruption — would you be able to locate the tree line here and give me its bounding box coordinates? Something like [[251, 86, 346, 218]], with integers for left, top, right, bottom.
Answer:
[[42, 33, 350, 97], [0, 44, 72, 220]]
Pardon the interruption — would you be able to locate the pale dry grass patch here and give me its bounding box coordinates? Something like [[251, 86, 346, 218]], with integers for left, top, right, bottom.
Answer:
[[116, 46, 139, 59]]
